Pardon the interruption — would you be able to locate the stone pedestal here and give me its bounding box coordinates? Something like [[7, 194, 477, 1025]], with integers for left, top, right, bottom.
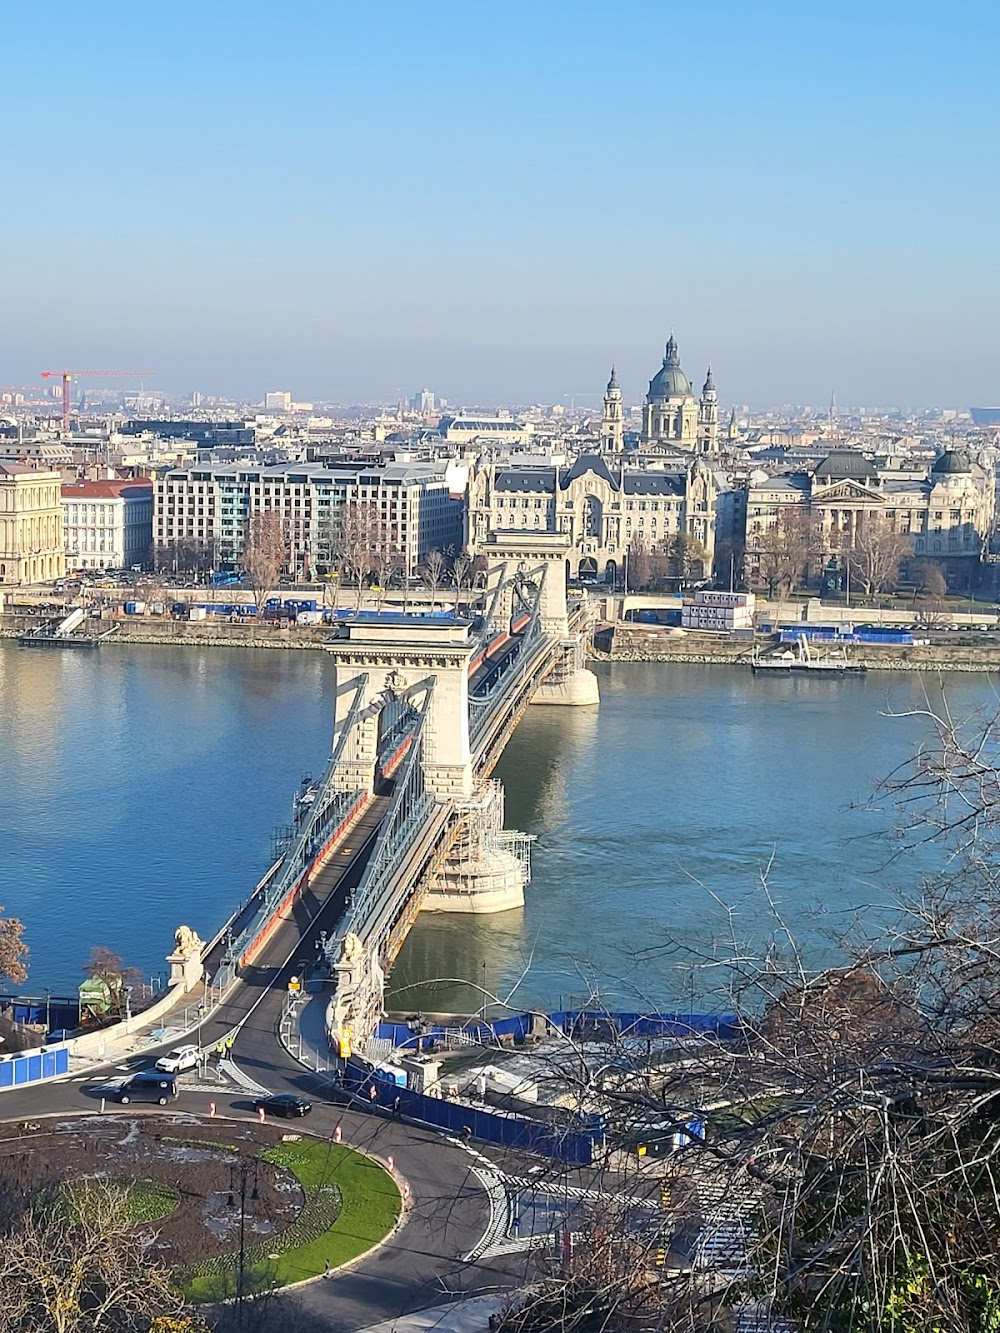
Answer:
[[166, 949, 203, 993]]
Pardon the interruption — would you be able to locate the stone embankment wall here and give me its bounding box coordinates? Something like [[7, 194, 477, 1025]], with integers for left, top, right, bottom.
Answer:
[[0, 612, 332, 650], [597, 624, 1000, 673]]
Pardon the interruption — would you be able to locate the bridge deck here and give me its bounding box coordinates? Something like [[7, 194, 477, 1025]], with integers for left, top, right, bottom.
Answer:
[[196, 796, 388, 1053]]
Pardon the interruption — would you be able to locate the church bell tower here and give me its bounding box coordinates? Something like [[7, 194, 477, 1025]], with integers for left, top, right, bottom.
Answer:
[[697, 366, 719, 454], [600, 365, 624, 453]]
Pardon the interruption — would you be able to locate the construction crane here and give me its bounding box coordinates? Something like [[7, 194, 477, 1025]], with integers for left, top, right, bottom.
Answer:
[[40, 369, 153, 437]]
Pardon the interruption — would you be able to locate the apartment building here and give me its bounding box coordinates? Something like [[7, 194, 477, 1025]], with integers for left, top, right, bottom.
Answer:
[[62, 479, 154, 570], [154, 460, 465, 577]]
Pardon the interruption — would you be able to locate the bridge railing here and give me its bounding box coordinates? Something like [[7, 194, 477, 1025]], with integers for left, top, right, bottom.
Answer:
[[219, 675, 370, 973], [344, 681, 437, 945], [468, 588, 546, 747]]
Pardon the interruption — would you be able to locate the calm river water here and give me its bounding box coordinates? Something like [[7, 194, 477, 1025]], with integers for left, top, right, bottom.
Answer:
[[2, 642, 997, 1005]]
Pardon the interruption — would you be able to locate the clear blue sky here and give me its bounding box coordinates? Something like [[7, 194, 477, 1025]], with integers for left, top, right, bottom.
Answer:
[[2, 0, 997, 408]]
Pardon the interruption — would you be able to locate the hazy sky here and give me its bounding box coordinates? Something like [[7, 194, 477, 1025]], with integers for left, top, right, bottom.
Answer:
[[2, 1, 998, 409]]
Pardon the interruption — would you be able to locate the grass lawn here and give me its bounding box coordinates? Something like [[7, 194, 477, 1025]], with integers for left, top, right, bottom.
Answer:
[[66, 1176, 180, 1225], [183, 1138, 400, 1302]]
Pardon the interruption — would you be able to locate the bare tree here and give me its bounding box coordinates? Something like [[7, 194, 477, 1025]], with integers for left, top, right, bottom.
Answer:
[[331, 502, 390, 612], [0, 906, 27, 984], [911, 557, 948, 600], [420, 547, 447, 609], [451, 548, 473, 612], [83, 946, 143, 1019], [847, 514, 912, 595], [670, 532, 708, 586], [241, 512, 287, 616], [752, 508, 816, 597], [0, 1179, 187, 1331], [625, 535, 651, 591]]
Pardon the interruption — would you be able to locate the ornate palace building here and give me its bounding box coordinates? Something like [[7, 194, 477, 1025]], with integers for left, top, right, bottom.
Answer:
[[745, 449, 995, 590], [468, 452, 726, 584], [0, 464, 65, 585]]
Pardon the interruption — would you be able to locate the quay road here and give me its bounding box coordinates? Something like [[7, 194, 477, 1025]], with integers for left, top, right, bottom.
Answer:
[[0, 788, 536, 1327]]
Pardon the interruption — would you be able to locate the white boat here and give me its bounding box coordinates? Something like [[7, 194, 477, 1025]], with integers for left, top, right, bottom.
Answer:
[[751, 636, 866, 676]]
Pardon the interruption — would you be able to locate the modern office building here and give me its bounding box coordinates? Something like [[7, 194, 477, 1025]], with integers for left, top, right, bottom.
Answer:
[[0, 465, 65, 585], [154, 459, 466, 578], [62, 479, 154, 570]]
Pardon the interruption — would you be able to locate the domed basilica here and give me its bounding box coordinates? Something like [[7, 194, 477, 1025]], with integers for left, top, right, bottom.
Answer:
[[600, 333, 719, 455]]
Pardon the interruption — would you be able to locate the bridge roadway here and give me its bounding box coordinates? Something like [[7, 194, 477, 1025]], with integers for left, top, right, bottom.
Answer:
[[0, 605, 595, 1322], [0, 789, 534, 1328]]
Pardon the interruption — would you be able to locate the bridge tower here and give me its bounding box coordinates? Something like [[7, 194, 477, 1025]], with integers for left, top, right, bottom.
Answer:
[[483, 531, 600, 706], [327, 616, 479, 801]]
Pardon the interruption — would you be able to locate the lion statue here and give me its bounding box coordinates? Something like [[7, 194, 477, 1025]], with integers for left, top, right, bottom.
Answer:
[[339, 932, 363, 965], [174, 925, 204, 958]]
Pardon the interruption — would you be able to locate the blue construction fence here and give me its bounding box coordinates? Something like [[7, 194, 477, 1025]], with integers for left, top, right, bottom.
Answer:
[[375, 1009, 742, 1053], [0, 1046, 69, 1088], [763, 624, 915, 646], [344, 1058, 602, 1165], [353, 1010, 741, 1165]]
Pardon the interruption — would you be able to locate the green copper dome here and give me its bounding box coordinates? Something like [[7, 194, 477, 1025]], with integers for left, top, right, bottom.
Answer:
[[932, 450, 972, 474], [647, 334, 693, 401]]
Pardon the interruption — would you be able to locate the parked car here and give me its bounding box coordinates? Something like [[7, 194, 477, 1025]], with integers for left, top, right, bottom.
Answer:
[[155, 1044, 201, 1074], [254, 1093, 312, 1118], [115, 1071, 179, 1105]]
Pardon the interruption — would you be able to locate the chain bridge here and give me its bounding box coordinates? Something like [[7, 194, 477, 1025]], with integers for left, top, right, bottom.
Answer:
[[210, 534, 599, 1054]]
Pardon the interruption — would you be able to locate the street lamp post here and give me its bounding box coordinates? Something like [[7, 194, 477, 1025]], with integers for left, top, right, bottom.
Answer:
[[228, 1157, 261, 1318]]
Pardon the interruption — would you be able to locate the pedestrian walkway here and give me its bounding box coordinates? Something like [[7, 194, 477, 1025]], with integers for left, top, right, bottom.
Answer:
[[353, 1294, 508, 1333]]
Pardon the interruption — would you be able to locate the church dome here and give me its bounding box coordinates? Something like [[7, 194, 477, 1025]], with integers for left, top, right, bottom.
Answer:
[[932, 449, 972, 475], [647, 334, 693, 401]]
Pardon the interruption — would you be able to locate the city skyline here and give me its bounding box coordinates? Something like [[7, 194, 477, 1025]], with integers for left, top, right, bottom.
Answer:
[[3, 0, 998, 407]]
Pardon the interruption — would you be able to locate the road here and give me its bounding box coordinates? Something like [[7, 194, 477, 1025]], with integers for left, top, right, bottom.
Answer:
[[0, 791, 536, 1329]]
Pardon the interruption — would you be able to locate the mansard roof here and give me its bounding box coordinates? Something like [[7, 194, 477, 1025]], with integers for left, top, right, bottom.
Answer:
[[560, 453, 619, 490], [494, 469, 556, 494], [622, 473, 686, 496], [813, 450, 875, 479]]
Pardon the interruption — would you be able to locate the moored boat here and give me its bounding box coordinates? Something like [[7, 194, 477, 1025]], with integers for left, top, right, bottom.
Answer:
[[751, 636, 866, 676]]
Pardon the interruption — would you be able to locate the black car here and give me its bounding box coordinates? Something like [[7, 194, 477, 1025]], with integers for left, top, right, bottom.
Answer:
[[116, 1071, 179, 1106], [255, 1093, 312, 1118]]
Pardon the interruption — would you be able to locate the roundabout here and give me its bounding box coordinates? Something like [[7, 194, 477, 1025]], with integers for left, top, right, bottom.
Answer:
[[0, 1116, 401, 1302]]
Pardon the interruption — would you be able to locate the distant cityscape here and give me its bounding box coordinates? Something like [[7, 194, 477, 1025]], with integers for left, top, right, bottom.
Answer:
[[1, 335, 998, 596]]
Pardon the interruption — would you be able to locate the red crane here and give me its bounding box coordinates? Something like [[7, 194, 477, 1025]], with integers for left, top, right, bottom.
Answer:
[[40, 369, 154, 437]]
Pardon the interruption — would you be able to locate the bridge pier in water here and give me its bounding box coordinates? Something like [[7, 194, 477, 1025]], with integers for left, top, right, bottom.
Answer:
[[315, 537, 600, 1049]]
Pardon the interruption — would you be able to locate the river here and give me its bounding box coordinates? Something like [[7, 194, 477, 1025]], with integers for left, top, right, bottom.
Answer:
[[1, 643, 996, 1007]]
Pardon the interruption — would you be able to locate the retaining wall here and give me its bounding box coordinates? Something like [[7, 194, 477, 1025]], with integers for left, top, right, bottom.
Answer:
[[599, 625, 1000, 672]]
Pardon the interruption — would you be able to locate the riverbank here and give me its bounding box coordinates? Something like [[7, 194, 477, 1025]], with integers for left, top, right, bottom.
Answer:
[[595, 624, 1000, 672], [6, 610, 1000, 671], [0, 612, 331, 649]]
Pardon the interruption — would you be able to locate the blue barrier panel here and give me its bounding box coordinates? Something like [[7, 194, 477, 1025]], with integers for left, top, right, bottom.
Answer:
[[26, 1053, 42, 1082], [0, 1062, 12, 1088], [42, 1051, 56, 1078], [345, 1061, 596, 1164], [14, 1056, 29, 1085], [55, 1046, 69, 1076]]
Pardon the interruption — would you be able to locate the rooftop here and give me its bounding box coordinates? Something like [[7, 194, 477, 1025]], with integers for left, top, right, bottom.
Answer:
[[61, 480, 153, 500]]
